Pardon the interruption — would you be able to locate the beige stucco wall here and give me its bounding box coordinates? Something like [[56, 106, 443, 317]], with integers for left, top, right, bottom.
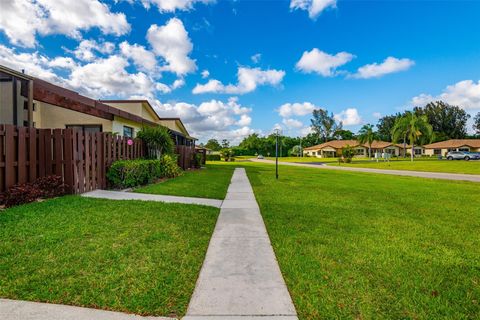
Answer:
[[112, 116, 148, 137], [33, 101, 113, 131], [103, 101, 158, 123], [157, 119, 185, 134]]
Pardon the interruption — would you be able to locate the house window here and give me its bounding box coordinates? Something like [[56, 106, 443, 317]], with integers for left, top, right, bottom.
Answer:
[[355, 148, 365, 155], [66, 125, 102, 133], [458, 147, 469, 152], [414, 148, 422, 155], [433, 149, 442, 155], [123, 126, 134, 138]]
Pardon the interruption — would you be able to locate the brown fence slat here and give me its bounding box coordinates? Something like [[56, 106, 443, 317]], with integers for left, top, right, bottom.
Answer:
[[54, 129, 63, 177], [0, 125, 4, 192], [38, 129, 46, 178], [28, 127, 37, 182], [17, 127, 27, 184], [77, 130, 85, 194], [64, 129, 74, 194], [44, 129, 53, 176], [4, 125, 15, 188], [84, 132, 90, 192]]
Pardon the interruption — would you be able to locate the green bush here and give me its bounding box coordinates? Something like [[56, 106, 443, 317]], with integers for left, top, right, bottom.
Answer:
[[137, 126, 174, 159], [160, 154, 182, 178], [206, 154, 221, 161], [107, 156, 181, 188]]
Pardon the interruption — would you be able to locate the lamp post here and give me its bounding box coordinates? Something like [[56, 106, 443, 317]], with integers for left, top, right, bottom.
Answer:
[[274, 128, 281, 179]]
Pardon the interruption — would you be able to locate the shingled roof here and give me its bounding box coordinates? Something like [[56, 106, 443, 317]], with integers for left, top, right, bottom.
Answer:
[[424, 139, 480, 149], [304, 140, 398, 150]]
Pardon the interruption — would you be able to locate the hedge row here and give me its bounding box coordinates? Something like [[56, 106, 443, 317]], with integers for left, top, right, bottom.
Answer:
[[107, 155, 182, 189], [206, 154, 221, 161]]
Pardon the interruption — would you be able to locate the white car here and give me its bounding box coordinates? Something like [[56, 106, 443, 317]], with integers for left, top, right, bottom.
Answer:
[[257, 155, 264, 159]]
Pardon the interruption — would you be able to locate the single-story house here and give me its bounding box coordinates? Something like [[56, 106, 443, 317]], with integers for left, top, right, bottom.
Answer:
[[424, 139, 480, 156], [303, 140, 424, 158], [0, 64, 196, 146]]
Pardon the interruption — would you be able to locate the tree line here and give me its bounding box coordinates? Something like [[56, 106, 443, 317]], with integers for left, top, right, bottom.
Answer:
[[201, 101, 480, 157]]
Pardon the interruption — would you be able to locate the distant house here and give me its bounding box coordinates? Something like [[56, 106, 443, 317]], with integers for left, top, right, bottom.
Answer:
[[424, 139, 480, 156], [303, 140, 424, 158]]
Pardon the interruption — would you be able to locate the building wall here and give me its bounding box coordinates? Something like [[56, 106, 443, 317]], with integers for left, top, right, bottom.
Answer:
[[425, 146, 480, 156], [157, 119, 185, 134], [103, 102, 158, 123], [0, 81, 14, 124], [33, 101, 113, 131], [112, 116, 148, 137]]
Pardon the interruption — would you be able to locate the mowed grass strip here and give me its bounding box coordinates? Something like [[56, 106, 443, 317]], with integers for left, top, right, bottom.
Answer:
[[245, 163, 480, 319], [0, 196, 219, 317], [329, 157, 480, 175], [135, 163, 235, 199]]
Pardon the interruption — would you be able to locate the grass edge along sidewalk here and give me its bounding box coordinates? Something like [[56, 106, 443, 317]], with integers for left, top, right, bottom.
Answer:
[[243, 162, 480, 319], [0, 196, 219, 318], [135, 163, 235, 199]]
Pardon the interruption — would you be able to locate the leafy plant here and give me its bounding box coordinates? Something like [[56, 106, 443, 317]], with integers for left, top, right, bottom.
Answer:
[[205, 154, 221, 161], [220, 148, 234, 162], [357, 124, 379, 159], [194, 153, 203, 168], [341, 145, 355, 163], [160, 154, 182, 178], [1, 175, 66, 208], [137, 126, 174, 159]]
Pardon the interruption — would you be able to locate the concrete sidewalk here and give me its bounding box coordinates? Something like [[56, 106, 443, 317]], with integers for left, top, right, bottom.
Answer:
[[251, 158, 480, 183], [82, 190, 223, 208], [183, 168, 297, 320], [0, 299, 173, 320]]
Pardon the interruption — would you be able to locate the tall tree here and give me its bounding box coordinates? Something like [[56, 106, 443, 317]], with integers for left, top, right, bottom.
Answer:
[[474, 112, 480, 136], [357, 124, 378, 159], [376, 113, 402, 142], [205, 138, 222, 151], [221, 139, 230, 149], [336, 129, 355, 140], [392, 112, 433, 162], [413, 101, 470, 140], [310, 109, 342, 143]]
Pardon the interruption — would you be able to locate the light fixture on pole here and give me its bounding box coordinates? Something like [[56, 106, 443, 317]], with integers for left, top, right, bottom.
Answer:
[[274, 128, 281, 179]]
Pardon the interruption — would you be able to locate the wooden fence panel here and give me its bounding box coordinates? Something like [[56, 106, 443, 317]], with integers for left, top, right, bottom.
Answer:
[[0, 124, 146, 194]]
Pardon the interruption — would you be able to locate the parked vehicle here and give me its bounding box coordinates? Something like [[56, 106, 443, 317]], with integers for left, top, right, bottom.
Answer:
[[446, 151, 480, 161], [257, 155, 264, 159]]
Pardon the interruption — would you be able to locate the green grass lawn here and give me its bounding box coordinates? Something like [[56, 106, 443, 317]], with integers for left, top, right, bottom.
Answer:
[[0, 196, 219, 317], [244, 163, 480, 319], [135, 163, 235, 199], [329, 157, 480, 175], [265, 156, 343, 163]]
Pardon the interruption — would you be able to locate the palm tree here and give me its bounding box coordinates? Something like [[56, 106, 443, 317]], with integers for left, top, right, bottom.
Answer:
[[357, 124, 378, 159], [392, 112, 433, 161], [391, 116, 409, 158]]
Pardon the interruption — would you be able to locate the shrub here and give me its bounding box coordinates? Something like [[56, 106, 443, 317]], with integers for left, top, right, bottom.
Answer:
[[206, 154, 221, 161], [220, 148, 234, 162], [194, 153, 203, 168], [107, 156, 182, 189], [159, 154, 182, 178], [340, 145, 355, 163], [1, 175, 66, 208], [137, 126, 174, 159]]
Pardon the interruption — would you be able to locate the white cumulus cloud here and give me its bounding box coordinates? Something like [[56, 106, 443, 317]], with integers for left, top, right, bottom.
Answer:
[[296, 48, 354, 77], [147, 18, 196, 76], [334, 108, 363, 126], [410, 80, 480, 110], [193, 67, 285, 94], [153, 97, 255, 143], [283, 118, 304, 129], [353, 57, 415, 79], [140, 0, 215, 12], [290, 0, 337, 19], [277, 102, 317, 118], [0, 0, 130, 47], [119, 41, 158, 73], [201, 69, 210, 78]]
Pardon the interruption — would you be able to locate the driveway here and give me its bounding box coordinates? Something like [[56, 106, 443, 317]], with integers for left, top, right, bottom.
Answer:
[[251, 159, 480, 183]]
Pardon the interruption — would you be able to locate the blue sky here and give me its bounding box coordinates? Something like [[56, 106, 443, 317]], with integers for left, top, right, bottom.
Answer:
[[1, 0, 480, 142]]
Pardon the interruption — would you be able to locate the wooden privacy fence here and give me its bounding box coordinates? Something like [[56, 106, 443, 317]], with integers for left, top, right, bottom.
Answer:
[[0, 125, 144, 194], [176, 145, 195, 170]]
